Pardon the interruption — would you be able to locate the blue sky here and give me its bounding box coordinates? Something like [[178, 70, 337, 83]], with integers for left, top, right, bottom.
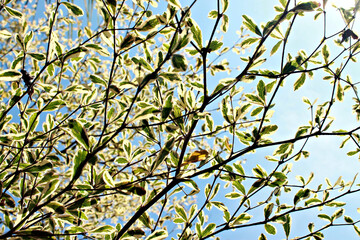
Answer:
[[188, 0, 360, 239]]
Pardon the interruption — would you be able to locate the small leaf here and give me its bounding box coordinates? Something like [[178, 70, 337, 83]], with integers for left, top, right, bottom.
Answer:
[[175, 205, 187, 221], [264, 203, 274, 219], [90, 74, 107, 87], [62, 2, 84, 16], [232, 213, 252, 225], [145, 229, 168, 240], [5, 6, 23, 18], [47, 201, 66, 214], [103, 170, 115, 188], [271, 40, 282, 56], [162, 95, 173, 121], [332, 208, 344, 220], [171, 54, 187, 71], [318, 213, 331, 222], [242, 15, 262, 36], [150, 137, 175, 172], [65, 119, 90, 150], [354, 225, 360, 237], [0, 29, 12, 39], [336, 81, 344, 102], [62, 47, 88, 62], [137, 17, 159, 31], [265, 223, 277, 235], [258, 233, 267, 240], [168, 0, 182, 9], [28, 53, 46, 61], [294, 73, 306, 91], [0, 70, 21, 81], [283, 61, 297, 74], [85, 43, 110, 56], [190, 20, 203, 48], [43, 100, 66, 112], [182, 150, 209, 166], [291, 1, 320, 13], [91, 225, 115, 233], [120, 33, 135, 49], [208, 40, 223, 52], [23, 160, 53, 173], [221, 0, 229, 13], [202, 223, 216, 237]]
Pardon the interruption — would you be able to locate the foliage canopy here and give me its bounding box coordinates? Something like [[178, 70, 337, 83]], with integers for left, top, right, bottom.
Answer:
[[1, 0, 360, 239]]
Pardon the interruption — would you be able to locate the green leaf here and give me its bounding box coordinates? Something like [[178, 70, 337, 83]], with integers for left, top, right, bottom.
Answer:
[[344, 215, 354, 223], [47, 201, 66, 214], [175, 32, 193, 52], [283, 215, 291, 238], [264, 203, 274, 219], [332, 208, 344, 220], [0, 70, 21, 81], [150, 137, 175, 172], [208, 40, 223, 52], [137, 17, 159, 31], [24, 160, 53, 173], [28, 53, 46, 61], [91, 225, 115, 233], [65, 119, 90, 150], [72, 150, 87, 181], [232, 213, 252, 225], [145, 230, 168, 240], [265, 223, 277, 235], [257, 80, 266, 101], [251, 107, 263, 116], [283, 61, 297, 74], [225, 192, 242, 199], [90, 74, 107, 87], [43, 100, 66, 112], [190, 20, 203, 48], [24, 31, 33, 47], [336, 81, 344, 102], [354, 225, 360, 237], [240, 37, 260, 48], [245, 93, 265, 105], [221, 14, 229, 32], [202, 223, 216, 237], [85, 43, 110, 57], [171, 54, 187, 71], [242, 15, 262, 36], [175, 205, 187, 221], [292, 1, 320, 13], [5, 6, 23, 18], [106, 0, 116, 13], [62, 2, 84, 16], [168, 0, 181, 9], [322, 44, 330, 64], [305, 198, 322, 206], [63, 47, 88, 62], [294, 73, 306, 91], [103, 170, 115, 188], [258, 233, 267, 240], [271, 40, 282, 56], [318, 213, 331, 222], [261, 125, 278, 136], [162, 95, 173, 121], [221, 0, 229, 13], [132, 106, 159, 122], [0, 29, 12, 39], [120, 33, 135, 49], [208, 10, 218, 19]]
